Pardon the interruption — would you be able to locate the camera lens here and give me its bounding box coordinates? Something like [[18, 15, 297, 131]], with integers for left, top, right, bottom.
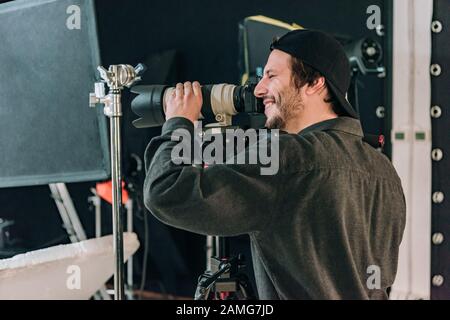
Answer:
[[131, 83, 263, 128]]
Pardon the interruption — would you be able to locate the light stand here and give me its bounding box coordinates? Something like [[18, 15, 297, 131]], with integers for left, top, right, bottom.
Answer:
[[89, 63, 145, 300]]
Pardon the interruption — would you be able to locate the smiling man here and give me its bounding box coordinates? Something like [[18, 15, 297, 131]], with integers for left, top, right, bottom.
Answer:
[[255, 30, 357, 133], [143, 29, 406, 299]]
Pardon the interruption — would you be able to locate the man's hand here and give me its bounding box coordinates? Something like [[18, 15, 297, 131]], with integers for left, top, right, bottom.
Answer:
[[165, 81, 203, 124]]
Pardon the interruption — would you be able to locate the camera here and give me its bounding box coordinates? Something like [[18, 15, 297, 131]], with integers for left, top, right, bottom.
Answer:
[[130, 81, 264, 128]]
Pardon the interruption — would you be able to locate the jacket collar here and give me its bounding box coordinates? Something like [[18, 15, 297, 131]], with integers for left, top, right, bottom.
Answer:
[[298, 116, 364, 137]]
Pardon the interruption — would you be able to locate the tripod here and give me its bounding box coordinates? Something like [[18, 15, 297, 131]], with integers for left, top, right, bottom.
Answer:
[[195, 236, 255, 300], [192, 127, 255, 300]]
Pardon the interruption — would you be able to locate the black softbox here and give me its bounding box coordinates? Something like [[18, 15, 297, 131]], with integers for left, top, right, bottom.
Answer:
[[0, 0, 109, 188]]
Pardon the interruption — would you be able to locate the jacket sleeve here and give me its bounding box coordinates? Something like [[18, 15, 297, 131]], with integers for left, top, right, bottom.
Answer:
[[143, 117, 281, 236]]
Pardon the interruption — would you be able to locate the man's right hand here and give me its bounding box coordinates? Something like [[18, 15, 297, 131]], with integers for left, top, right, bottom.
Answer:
[[165, 81, 203, 124]]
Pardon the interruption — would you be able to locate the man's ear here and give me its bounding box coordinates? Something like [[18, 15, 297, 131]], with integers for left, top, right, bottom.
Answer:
[[305, 77, 326, 96]]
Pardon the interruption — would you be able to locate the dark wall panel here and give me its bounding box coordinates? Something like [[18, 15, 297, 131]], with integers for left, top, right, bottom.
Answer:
[[431, 0, 450, 300]]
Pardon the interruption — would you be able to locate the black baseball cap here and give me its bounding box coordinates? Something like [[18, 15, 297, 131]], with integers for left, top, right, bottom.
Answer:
[[270, 29, 358, 119]]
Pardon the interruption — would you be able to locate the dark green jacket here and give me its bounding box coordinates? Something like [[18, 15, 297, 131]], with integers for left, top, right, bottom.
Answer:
[[144, 116, 406, 300]]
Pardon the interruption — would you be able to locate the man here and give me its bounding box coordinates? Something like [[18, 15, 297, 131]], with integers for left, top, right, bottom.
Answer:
[[143, 29, 406, 299]]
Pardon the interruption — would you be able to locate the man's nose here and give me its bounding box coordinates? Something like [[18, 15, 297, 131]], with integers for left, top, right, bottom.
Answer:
[[254, 78, 267, 98]]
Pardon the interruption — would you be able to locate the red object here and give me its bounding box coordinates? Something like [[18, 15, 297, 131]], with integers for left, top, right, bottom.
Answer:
[[96, 180, 129, 205], [378, 135, 385, 148], [220, 292, 230, 300]]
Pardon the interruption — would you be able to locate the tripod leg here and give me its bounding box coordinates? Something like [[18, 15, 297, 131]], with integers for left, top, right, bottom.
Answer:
[[206, 235, 214, 271]]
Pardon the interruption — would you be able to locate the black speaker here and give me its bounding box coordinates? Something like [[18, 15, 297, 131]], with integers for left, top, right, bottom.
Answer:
[[0, 0, 109, 188]]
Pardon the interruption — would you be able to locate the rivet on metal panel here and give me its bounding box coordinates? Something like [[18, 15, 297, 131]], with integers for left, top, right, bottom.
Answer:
[[430, 105, 442, 119], [432, 191, 444, 204], [375, 106, 385, 119], [432, 275, 444, 287], [431, 149, 443, 161], [430, 64, 442, 76], [432, 233, 444, 245], [431, 20, 443, 33]]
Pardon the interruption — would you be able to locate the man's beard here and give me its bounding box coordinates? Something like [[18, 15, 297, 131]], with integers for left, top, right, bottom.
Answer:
[[265, 88, 303, 130]]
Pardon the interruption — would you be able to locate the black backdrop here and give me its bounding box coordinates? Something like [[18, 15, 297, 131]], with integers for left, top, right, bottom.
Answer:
[[0, 0, 391, 297]]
